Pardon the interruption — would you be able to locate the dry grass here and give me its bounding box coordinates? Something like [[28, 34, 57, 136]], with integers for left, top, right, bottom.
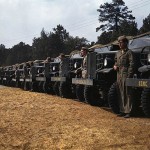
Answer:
[[0, 87, 150, 150]]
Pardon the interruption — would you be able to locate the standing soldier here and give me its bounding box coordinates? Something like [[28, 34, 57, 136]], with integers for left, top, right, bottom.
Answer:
[[59, 53, 69, 77], [114, 36, 135, 118], [30, 61, 37, 91], [44, 57, 51, 77], [15, 65, 20, 87], [75, 47, 88, 78]]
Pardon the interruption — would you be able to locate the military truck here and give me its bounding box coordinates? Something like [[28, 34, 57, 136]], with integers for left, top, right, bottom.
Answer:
[[51, 51, 83, 98], [49, 56, 61, 95], [21, 61, 34, 91], [108, 32, 150, 117], [72, 43, 120, 105], [10, 60, 45, 91], [0, 67, 4, 84], [28, 60, 51, 92], [9, 63, 30, 88], [1, 66, 15, 86], [14, 63, 25, 88]]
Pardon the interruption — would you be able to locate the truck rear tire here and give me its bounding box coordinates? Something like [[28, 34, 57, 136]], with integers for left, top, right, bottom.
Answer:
[[53, 82, 60, 96], [84, 85, 103, 106], [59, 82, 72, 98], [43, 81, 53, 94], [141, 88, 150, 117], [76, 85, 85, 102], [108, 82, 120, 114]]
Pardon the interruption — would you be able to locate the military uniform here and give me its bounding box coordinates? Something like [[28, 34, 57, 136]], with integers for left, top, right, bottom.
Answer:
[[23, 63, 28, 78], [75, 54, 87, 78], [81, 55, 87, 78], [15, 67, 20, 87], [115, 48, 135, 114], [59, 58, 69, 77]]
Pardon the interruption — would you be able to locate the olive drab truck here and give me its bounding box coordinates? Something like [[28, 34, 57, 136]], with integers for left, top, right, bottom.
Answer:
[[50, 56, 61, 95], [51, 51, 83, 98], [1, 66, 14, 86], [108, 32, 150, 117], [72, 43, 120, 106], [0, 67, 4, 84], [29, 59, 52, 92]]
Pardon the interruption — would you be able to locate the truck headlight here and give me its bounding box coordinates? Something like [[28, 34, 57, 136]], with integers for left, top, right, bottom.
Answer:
[[74, 62, 77, 69], [37, 69, 40, 74], [148, 54, 150, 63], [103, 57, 113, 67], [104, 58, 107, 67], [52, 66, 56, 71]]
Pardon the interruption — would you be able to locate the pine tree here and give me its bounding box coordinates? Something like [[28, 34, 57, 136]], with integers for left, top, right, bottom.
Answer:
[[96, 0, 135, 32], [139, 14, 150, 34]]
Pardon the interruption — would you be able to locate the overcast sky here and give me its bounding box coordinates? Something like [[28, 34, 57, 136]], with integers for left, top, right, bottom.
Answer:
[[0, 0, 150, 48]]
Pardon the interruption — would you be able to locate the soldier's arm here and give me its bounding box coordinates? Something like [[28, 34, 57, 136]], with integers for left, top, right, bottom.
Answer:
[[127, 50, 135, 78]]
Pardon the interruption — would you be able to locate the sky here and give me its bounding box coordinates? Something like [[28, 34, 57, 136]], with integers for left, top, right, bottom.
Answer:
[[0, 0, 150, 48]]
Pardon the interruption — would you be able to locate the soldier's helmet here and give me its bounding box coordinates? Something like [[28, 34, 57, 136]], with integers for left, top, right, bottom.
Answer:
[[59, 53, 65, 60], [118, 35, 129, 44], [81, 47, 88, 52]]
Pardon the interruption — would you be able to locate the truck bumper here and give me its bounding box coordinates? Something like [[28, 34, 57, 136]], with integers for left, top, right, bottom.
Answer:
[[126, 78, 150, 88], [72, 78, 93, 85], [51, 77, 66, 82]]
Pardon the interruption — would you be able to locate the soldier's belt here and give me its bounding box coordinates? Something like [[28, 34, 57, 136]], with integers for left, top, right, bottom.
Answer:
[[126, 78, 150, 88], [72, 78, 93, 85], [51, 77, 66, 82], [119, 66, 128, 69]]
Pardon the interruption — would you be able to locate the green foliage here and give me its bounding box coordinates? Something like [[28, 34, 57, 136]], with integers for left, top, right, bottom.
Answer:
[[5, 42, 32, 66], [96, 0, 135, 32], [139, 14, 150, 34], [97, 20, 138, 44], [32, 28, 51, 60], [0, 44, 9, 66], [32, 25, 89, 59], [97, 31, 112, 45], [65, 36, 89, 53]]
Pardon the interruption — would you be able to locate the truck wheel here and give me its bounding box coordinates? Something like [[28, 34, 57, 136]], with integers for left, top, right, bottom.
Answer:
[[38, 81, 44, 92], [53, 82, 60, 96], [24, 81, 30, 91], [141, 88, 150, 117], [31, 82, 38, 92], [43, 82, 53, 94], [20, 82, 24, 89], [59, 82, 72, 98], [76, 85, 85, 102], [130, 89, 141, 116], [108, 82, 120, 114], [9, 80, 13, 87], [84, 85, 103, 106]]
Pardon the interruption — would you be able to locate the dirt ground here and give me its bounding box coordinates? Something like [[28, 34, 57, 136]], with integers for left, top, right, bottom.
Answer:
[[0, 87, 150, 150]]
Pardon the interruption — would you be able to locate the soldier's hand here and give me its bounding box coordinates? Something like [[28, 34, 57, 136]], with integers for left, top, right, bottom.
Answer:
[[113, 65, 118, 71]]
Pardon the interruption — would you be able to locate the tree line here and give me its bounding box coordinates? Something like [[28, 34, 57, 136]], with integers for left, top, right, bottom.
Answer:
[[0, 0, 150, 66]]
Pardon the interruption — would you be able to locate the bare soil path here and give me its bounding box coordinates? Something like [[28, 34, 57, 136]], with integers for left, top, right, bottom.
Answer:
[[0, 87, 150, 150]]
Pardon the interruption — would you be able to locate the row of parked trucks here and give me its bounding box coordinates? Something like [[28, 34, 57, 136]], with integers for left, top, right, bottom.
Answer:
[[0, 32, 150, 117]]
